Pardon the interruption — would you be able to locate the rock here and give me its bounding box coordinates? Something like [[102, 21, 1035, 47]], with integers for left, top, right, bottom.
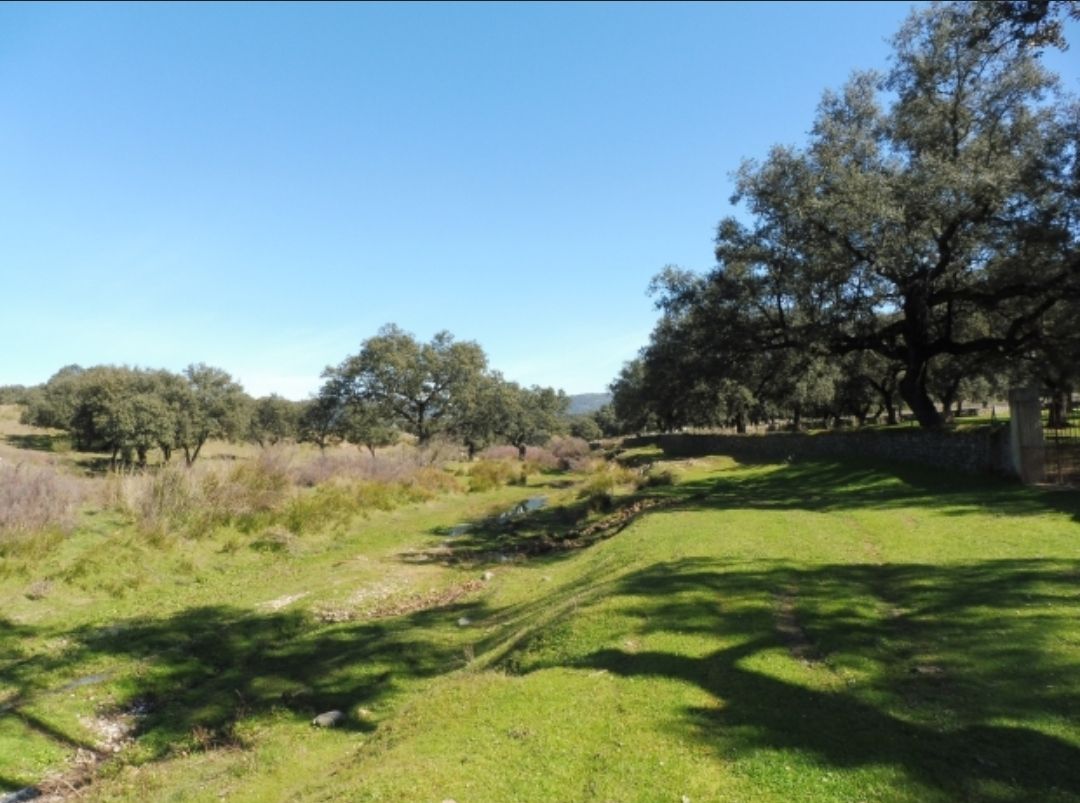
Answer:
[[312, 710, 346, 728], [481, 571, 495, 581], [0, 788, 42, 803], [457, 616, 471, 627]]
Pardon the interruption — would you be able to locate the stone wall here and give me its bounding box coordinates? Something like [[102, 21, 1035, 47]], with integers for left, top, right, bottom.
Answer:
[[624, 427, 1014, 478]]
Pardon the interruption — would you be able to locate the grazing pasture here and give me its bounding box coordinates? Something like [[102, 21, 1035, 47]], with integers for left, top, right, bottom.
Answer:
[[1, 416, 1077, 801]]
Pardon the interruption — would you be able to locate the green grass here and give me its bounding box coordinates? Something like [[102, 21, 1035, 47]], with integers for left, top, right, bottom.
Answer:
[[2, 449, 1080, 801]]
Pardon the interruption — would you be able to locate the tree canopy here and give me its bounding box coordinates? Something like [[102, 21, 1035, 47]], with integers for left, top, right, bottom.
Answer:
[[615, 1, 1080, 432], [314, 325, 567, 458]]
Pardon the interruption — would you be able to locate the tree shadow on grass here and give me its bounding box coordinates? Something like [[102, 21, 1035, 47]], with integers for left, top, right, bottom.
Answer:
[[422, 497, 595, 562], [3, 433, 66, 453], [418, 491, 681, 567], [0, 600, 485, 768], [515, 556, 1080, 801], [427, 457, 1080, 570]]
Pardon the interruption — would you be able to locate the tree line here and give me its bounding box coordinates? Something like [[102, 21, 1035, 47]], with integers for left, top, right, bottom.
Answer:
[[8, 324, 605, 468], [611, 1, 1080, 433]]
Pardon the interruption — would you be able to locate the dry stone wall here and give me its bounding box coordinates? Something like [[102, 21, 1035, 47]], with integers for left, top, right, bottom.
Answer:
[[625, 427, 1014, 478]]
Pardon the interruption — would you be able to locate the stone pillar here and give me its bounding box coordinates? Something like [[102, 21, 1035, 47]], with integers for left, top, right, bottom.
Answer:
[[1008, 387, 1045, 484]]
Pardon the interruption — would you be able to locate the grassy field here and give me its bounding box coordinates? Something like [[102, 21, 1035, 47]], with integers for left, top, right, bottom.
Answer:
[[2, 416, 1079, 801]]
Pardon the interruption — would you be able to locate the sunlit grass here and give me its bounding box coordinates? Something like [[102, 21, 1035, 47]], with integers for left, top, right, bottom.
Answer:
[[2, 437, 1079, 801]]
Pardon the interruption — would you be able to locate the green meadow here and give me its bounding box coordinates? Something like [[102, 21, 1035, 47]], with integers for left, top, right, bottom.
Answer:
[[2, 417, 1079, 802]]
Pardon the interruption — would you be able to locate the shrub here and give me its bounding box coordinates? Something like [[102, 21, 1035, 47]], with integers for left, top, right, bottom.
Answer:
[[282, 483, 357, 534], [113, 444, 464, 540], [522, 447, 559, 471], [250, 526, 298, 554], [477, 445, 519, 462], [548, 436, 591, 461], [639, 466, 678, 488], [291, 445, 442, 487], [577, 472, 616, 511], [468, 459, 518, 492], [0, 461, 85, 543], [202, 450, 292, 523], [576, 461, 638, 511], [409, 466, 463, 495], [112, 451, 292, 537], [107, 465, 199, 536]]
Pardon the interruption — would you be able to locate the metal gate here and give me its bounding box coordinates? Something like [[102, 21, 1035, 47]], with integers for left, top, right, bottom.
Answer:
[[1044, 411, 1080, 486]]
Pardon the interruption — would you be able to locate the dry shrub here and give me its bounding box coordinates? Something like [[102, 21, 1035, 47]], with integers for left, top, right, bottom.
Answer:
[[478, 445, 519, 462], [293, 450, 374, 487], [522, 447, 559, 471], [291, 446, 434, 487], [477, 445, 561, 473], [111, 444, 465, 541], [202, 449, 292, 520], [417, 436, 464, 465], [409, 466, 463, 495], [112, 451, 293, 537], [0, 460, 85, 542], [107, 466, 200, 537], [548, 436, 591, 463]]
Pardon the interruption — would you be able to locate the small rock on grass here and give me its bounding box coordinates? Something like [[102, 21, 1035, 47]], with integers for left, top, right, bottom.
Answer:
[[481, 571, 495, 581], [312, 710, 345, 728], [457, 616, 471, 627]]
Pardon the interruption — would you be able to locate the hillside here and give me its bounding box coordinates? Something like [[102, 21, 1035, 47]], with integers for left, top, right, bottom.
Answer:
[[566, 393, 611, 416]]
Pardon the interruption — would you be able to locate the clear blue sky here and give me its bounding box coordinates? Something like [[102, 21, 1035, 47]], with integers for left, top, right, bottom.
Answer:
[[2, 2, 1076, 398]]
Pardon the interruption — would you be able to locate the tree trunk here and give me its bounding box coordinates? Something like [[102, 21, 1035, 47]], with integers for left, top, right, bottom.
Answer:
[[884, 399, 899, 425], [517, 443, 527, 461], [855, 403, 870, 427], [735, 412, 747, 434], [792, 404, 802, 432], [899, 366, 944, 429], [937, 377, 962, 425], [184, 437, 205, 467], [1048, 387, 1070, 429]]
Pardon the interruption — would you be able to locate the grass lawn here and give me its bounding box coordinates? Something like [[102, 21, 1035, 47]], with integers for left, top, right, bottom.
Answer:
[[2, 444, 1079, 801]]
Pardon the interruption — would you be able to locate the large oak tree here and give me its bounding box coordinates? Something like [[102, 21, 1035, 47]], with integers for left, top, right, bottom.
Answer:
[[704, 1, 1079, 428]]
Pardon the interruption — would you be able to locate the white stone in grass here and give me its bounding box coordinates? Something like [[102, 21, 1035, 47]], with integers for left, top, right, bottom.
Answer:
[[312, 710, 345, 728], [482, 571, 495, 581], [457, 616, 471, 627]]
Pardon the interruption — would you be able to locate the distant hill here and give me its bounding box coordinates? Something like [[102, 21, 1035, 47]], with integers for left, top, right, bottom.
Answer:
[[566, 393, 612, 416]]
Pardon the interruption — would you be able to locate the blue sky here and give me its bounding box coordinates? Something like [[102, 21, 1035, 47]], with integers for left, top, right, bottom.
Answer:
[[1, 2, 1076, 398]]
